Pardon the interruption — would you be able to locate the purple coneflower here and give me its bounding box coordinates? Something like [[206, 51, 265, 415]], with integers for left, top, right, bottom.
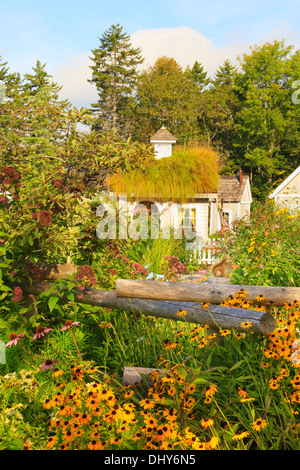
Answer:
[[6, 333, 24, 347], [60, 320, 80, 331], [41, 359, 58, 370], [33, 325, 52, 340]]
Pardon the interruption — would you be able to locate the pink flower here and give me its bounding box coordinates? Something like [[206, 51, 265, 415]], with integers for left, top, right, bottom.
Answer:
[[60, 320, 80, 331], [6, 333, 24, 347], [12, 286, 23, 302], [33, 326, 52, 340], [41, 359, 58, 370]]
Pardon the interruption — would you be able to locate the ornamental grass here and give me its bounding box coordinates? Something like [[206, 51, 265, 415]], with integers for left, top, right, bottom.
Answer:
[[107, 145, 220, 202]]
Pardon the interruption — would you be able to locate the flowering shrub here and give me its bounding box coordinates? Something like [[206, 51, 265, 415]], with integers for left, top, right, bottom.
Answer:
[[220, 201, 300, 287], [164, 255, 188, 279]]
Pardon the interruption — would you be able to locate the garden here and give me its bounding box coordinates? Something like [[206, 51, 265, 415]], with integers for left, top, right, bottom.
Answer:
[[0, 162, 300, 450]]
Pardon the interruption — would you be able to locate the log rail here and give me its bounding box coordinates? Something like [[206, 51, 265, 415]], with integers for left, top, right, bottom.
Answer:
[[116, 279, 300, 307], [22, 280, 279, 335]]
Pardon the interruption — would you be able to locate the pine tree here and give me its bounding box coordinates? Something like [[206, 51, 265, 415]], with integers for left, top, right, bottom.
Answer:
[[88, 24, 144, 137], [211, 59, 237, 87], [189, 60, 210, 90]]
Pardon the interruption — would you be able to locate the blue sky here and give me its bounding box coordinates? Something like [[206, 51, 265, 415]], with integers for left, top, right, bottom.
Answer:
[[1, 0, 299, 107]]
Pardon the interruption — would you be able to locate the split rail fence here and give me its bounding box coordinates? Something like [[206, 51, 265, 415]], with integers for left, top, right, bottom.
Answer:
[[21, 269, 300, 384], [22, 275, 300, 336]]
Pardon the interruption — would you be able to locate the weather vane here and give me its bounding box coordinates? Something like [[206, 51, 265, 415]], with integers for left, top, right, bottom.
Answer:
[[161, 107, 168, 126]]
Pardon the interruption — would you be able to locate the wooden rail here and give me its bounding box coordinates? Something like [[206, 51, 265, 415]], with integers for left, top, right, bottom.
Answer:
[[116, 279, 300, 306]]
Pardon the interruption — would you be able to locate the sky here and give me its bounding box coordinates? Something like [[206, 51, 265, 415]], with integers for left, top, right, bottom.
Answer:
[[0, 0, 299, 108]]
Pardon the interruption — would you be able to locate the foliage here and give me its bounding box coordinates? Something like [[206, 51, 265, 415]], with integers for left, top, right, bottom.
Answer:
[[134, 56, 203, 144], [221, 200, 300, 287], [0, 30, 300, 451]]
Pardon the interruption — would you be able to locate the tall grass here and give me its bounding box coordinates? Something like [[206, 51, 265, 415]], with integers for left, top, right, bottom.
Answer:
[[107, 144, 220, 202], [143, 232, 188, 275]]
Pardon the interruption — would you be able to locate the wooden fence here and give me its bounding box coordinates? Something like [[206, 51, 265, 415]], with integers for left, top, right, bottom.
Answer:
[[21, 276, 300, 336]]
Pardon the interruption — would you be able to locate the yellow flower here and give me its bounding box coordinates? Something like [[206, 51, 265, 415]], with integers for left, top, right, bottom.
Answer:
[[139, 398, 155, 410], [240, 321, 253, 329], [177, 309, 187, 317], [290, 375, 300, 389], [205, 436, 220, 449], [252, 418, 267, 432], [200, 417, 214, 429], [203, 384, 218, 398], [46, 435, 58, 449], [220, 329, 231, 336], [232, 431, 250, 441]]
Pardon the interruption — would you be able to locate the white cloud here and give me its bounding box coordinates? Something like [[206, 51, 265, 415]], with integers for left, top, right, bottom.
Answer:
[[52, 53, 97, 108], [130, 26, 248, 76], [51, 25, 298, 109]]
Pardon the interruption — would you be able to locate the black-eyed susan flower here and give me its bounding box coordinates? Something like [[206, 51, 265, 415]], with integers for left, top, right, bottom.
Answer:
[[291, 375, 300, 389], [177, 309, 187, 317], [203, 384, 217, 398], [200, 417, 214, 429], [240, 321, 253, 329], [88, 439, 104, 450], [220, 329, 231, 337], [205, 436, 220, 449], [238, 387, 248, 399], [46, 435, 58, 449], [252, 418, 267, 432], [43, 398, 53, 409], [162, 408, 177, 422], [269, 377, 281, 390], [52, 368, 64, 378], [232, 431, 250, 441], [139, 398, 155, 410]]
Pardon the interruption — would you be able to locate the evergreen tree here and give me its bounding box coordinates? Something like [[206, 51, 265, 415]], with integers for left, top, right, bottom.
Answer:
[[211, 59, 237, 86], [23, 60, 55, 94], [88, 24, 144, 137], [196, 60, 239, 168], [189, 60, 210, 90]]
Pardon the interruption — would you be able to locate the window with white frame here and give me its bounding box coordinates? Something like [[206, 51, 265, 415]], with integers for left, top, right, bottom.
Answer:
[[176, 206, 197, 239]]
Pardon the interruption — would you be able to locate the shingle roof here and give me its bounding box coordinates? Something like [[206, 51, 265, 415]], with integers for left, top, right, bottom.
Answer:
[[218, 175, 251, 202], [150, 126, 177, 142]]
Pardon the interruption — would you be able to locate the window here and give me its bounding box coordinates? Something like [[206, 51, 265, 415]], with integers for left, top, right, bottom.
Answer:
[[177, 206, 197, 239]]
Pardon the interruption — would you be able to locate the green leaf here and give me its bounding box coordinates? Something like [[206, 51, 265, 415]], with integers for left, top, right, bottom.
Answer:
[[228, 360, 245, 373], [48, 296, 59, 313]]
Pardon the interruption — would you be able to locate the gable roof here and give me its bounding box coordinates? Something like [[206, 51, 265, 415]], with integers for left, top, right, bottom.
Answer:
[[217, 175, 252, 203], [268, 166, 300, 199], [150, 126, 177, 143]]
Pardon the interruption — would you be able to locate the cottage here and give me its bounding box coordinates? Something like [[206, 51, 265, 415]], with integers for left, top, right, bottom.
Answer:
[[268, 166, 300, 211], [107, 126, 252, 251]]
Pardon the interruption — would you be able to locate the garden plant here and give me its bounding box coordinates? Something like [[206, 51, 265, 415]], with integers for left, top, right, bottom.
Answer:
[[0, 160, 300, 450]]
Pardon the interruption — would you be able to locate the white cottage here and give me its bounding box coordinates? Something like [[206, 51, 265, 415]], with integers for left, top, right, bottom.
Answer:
[[268, 166, 300, 211], [126, 126, 252, 246]]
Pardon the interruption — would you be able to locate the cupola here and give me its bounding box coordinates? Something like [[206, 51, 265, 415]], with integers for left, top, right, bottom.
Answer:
[[150, 126, 176, 159]]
